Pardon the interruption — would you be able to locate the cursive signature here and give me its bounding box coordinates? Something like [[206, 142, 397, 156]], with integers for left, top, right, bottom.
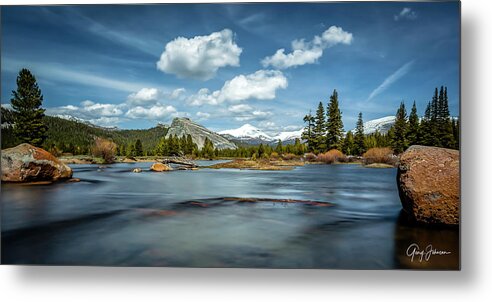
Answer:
[[406, 243, 451, 262]]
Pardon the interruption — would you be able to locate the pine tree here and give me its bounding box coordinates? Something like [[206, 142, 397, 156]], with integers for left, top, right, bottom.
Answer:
[[185, 134, 195, 155], [407, 101, 419, 146], [10, 68, 48, 147], [134, 139, 143, 156], [354, 112, 366, 156], [326, 89, 344, 150], [392, 102, 408, 154], [342, 131, 355, 155], [435, 86, 455, 148], [275, 139, 283, 154], [202, 137, 215, 159], [418, 102, 433, 146], [453, 118, 460, 149], [313, 101, 327, 153], [293, 138, 305, 155], [302, 111, 315, 152]]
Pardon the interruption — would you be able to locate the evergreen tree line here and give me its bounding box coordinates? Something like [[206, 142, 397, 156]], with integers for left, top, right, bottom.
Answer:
[[301, 86, 459, 156], [302, 89, 345, 154], [390, 86, 459, 153]]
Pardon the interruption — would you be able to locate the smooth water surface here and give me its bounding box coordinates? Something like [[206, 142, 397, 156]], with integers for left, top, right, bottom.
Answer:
[[1, 162, 459, 269]]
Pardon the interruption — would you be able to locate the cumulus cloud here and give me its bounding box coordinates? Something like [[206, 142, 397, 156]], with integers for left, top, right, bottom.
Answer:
[[228, 105, 272, 122], [196, 111, 211, 119], [262, 26, 353, 69], [125, 104, 177, 119], [126, 87, 186, 106], [187, 70, 288, 106], [394, 8, 418, 21], [46, 85, 184, 126], [46, 100, 126, 126], [126, 88, 162, 106], [169, 88, 186, 99], [156, 29, 242, 80]]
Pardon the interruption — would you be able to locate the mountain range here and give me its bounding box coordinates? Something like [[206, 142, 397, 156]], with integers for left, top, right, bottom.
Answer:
[[218, 116, 397, 145], [219, 124, 303, 145]]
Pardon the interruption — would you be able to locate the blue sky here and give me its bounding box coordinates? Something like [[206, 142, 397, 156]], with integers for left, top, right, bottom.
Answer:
[[1, 2, 460, 133]]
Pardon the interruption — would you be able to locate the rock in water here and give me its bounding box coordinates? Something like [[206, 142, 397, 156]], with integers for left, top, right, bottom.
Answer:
[[165, 117, 237, 150], [1, 143, 73, 182], [150, 162, 173, 172], [397, 145, 460, 225], [132, 168, 142, 173]]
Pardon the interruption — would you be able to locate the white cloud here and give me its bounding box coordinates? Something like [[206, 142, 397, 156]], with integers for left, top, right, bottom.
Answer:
[[196, 111, 211, 119], [220, 70, 288, 102], [125, 104, 177, 120], [394, 8, 418, 21], [46, 100, 125, 126], [367, 60, 415, 101], [262, 26, 353, 69], [228, 104, 253, 113], [88, 117, 121, 127], [79, 100, 123, 116], [46, 86, 181, 126], [156, 29, 242, 80], [232, 107, 272, 122], [169, 88, 186, 99], [188, 88, 222, 106], [126, 88, 162, 106], [187, 70, 288, 106], [126, 87, 187, 106]]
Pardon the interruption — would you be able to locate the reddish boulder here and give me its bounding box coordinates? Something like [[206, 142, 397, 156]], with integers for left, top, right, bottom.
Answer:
[[150, 162, 173, 172], [1, 143, 73, 183], [397, 145, 460, 225]]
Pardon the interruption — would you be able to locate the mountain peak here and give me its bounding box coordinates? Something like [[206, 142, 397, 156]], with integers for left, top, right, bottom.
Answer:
[[166, 117, 237, 150], [218, 124, 272, 140]]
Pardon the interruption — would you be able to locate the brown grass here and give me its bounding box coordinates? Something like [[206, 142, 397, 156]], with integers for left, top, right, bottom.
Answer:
[[91, 137, 117, 164], [362, 147, 396, 165], [317, 149, 346, 164]]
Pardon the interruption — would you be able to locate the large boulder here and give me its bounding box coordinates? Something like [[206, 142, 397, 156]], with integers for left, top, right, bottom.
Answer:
[[1, 143, 73, 182], [397, 145, 460, 225], [150, 162, 173, 172]]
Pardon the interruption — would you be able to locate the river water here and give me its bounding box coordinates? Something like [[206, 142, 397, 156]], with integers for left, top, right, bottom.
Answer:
[[1, 161, 459, 269]]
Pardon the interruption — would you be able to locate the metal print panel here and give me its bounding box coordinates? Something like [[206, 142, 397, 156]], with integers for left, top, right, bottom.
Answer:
[[0, 1, 460, 269]]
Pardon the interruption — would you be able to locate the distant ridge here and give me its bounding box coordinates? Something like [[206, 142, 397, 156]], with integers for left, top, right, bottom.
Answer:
[[166, 117, 237, 150]]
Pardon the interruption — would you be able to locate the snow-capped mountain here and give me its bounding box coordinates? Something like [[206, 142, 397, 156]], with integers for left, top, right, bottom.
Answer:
[[219, 124, 273, 141], [271, 129, 304, 142], [351, 116, 395, 135], [219, 124, 303, 145]]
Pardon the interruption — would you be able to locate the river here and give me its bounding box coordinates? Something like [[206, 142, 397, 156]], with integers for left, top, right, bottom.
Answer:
[[1, 161, 459, 269]]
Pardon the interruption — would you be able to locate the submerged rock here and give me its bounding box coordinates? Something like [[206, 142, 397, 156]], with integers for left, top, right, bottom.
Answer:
[[1, 143, 73, 183], [150, 162, 173, 172], [397, 145, 460, 225]]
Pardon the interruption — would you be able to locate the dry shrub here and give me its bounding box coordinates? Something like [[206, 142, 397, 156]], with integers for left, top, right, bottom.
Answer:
[[317, 149, 346, 164], [363, 147, 395, 165], [304, 152, 318, 162], [281, 153, 297, 160], [92, 137, 117, 164], [269, 152, 280, 160]]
